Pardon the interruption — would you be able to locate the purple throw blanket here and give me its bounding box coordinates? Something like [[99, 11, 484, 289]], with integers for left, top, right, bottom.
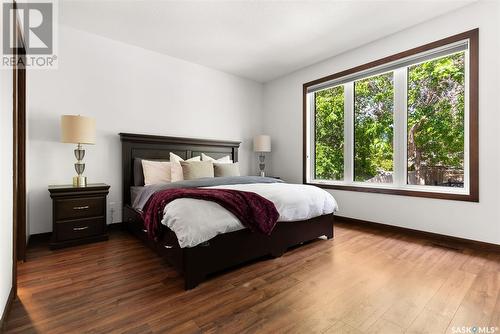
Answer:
[[142, 188, 280, 239]]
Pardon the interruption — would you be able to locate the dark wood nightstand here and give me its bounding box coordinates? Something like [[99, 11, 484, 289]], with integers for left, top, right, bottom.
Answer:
[[48, 183, 110, 249]]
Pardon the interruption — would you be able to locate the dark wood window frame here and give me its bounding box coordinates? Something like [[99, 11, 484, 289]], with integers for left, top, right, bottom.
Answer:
[[303, 29, 479, 202]]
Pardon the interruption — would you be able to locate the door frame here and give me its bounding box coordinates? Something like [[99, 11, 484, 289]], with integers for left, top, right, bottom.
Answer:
[[12, 1, 27, 296], [15, 56, 26, 262]]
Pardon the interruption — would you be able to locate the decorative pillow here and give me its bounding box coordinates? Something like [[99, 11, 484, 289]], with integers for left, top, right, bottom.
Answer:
[[180, 161, 215, 180], [134, 158, 171, 186], [201, 153, 232, 163], [141, 160, 172, 185], [214, 162, 240, 177], [170, 153, 201, 182]]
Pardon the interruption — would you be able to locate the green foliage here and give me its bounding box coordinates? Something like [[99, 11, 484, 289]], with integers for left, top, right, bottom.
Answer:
[[313, 52, 465, 184], [315, 86, 344, 180], [354, 72, 394, 181], [408, 52, 465, 177]]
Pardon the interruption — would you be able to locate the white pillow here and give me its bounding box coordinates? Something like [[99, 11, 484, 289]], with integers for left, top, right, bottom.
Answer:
[[214, 162, 240, 177], [141, 160, 172, 185], [180, 161, 215, 180], [201, 153, 232, 163], [170, 152, 201, 182]]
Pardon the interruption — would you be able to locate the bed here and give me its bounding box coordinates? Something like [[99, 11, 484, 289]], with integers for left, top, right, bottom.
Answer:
[[120, 132, 336, 289]]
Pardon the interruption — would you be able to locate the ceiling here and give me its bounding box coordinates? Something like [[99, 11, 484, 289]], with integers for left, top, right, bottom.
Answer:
[[59, 0, 476, 82]]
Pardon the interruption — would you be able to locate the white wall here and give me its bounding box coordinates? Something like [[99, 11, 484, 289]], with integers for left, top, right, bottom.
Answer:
[[0, 53, 14, 320], [264, 2, 500, 244], [27, 25, 264, 234]]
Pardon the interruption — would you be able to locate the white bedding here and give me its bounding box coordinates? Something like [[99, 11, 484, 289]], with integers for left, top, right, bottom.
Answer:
[[161, 182, 338, 248]]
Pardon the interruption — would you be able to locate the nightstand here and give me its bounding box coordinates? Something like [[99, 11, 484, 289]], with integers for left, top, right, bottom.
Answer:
[[48, 183, 110, 249]]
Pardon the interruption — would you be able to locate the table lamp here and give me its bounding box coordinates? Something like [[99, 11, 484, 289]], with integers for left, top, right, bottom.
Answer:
[[253, 135, 271, 177], [61, 115, 96, 187]]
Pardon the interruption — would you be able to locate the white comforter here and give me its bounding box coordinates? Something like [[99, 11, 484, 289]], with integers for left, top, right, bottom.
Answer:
[[161, 183, 338, 248]]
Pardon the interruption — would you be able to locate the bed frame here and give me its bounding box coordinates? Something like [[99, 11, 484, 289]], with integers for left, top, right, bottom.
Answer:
[[120, 132, 334, 289]]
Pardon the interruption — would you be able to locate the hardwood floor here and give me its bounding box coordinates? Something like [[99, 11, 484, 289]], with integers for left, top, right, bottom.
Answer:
[[5, 223, 500, 334]]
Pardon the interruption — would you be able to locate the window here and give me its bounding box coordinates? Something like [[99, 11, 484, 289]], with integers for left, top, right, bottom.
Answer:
[[304, 29, 478, 201], [354, 72, 394, 183], [407, 52, 465, 187], [314, 85, 344, 181]]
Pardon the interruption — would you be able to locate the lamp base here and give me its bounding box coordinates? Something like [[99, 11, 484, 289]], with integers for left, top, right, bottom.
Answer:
[[73, 176, 87, 187]]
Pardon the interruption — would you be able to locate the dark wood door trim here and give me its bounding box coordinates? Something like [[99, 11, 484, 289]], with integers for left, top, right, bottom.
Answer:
[[12, 7, 19, 300], [12, 0, 27, 305], [15, 66, 26, 262]]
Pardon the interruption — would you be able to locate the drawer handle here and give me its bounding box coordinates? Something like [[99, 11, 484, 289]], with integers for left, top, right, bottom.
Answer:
[[73, 226, 89, 231], [73, 205, 89, 210]]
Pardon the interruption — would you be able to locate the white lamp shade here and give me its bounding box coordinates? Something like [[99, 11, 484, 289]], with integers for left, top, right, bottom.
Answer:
[[61, 115, 96, 144], [253, 135, 271, 152]]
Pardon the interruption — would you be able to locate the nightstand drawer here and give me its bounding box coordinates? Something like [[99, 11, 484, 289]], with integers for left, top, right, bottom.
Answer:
[[55, 197, 105, 220], [56, 218, 104, 241]]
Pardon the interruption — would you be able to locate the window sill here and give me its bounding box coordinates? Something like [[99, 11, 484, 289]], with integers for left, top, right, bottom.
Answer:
[[305, 182, 479, 202]]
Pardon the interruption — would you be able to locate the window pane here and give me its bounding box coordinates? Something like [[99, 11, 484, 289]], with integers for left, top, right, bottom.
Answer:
[[314, 86, 344, 180], [354, 72, 394, 183], [407, 52, 465, 187]]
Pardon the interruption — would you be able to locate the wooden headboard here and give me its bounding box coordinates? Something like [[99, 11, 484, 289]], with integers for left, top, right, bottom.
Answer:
[[119, 133, 240, 205]]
